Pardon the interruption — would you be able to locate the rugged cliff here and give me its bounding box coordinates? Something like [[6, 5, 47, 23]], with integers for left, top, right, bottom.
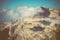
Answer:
[[0, 7, 60, 40]]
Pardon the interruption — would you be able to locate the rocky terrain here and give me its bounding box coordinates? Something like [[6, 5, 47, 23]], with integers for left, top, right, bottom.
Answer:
[[0, 7, 60, 40]]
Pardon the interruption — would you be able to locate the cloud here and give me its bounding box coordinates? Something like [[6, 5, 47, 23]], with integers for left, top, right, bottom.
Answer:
[[0, 6, 50, 23], [0, 9, 7, 24], [6, 10, 20, 19], [16, 6, 36, 17]]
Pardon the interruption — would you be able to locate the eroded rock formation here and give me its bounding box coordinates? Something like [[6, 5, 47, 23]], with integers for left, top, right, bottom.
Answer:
[[0, 7, 60, 40]]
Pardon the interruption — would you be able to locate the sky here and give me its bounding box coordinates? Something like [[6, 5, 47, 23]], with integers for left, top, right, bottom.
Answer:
[[0, 0, 60, 24], [0, 0, 60, 9]]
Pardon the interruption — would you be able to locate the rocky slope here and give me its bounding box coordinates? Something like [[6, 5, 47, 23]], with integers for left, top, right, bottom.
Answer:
[[0, 7, 60, 40]]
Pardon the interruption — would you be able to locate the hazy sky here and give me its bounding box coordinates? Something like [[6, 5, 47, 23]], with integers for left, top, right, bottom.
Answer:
[[0, 0, 60, 9]]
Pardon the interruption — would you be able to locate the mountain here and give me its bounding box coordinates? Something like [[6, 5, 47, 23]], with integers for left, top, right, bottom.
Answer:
[[0, 7, 60, 40]]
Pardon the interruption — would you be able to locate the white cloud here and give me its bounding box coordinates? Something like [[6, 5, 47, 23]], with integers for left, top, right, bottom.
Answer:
[[6, 10, 20, 20], [16, 6, 36, 17], [0, 6, 45, 23]]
